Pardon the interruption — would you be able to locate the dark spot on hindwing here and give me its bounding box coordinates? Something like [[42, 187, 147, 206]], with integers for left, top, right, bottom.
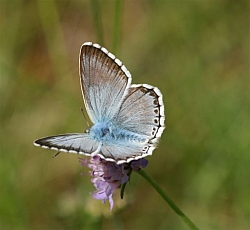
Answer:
[[140, 87, 148, 93]]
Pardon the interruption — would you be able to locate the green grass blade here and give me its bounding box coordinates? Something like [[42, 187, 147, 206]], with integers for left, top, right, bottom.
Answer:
[[112, 0, 123, 54], [91, 0, 104, 45], [36, 0, 69, 81]]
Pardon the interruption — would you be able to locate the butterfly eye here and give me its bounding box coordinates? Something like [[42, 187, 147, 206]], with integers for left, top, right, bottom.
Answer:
[[85, 129, 90, 134]]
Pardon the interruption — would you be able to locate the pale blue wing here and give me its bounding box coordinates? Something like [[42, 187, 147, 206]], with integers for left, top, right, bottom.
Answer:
[[34, 43, 165, 164], [79, 42, 132, 123], [114, 84, 165, 146], [99, 142, 155, 165], [34, 133, 100, 155], [94, 82, 166, 163]]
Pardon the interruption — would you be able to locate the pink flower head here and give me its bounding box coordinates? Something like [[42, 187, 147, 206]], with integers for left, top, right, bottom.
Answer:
[[79, 156, 148, 210]]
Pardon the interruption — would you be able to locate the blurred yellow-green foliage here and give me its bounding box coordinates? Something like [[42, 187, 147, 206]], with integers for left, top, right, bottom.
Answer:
[[0, 1, 249, 229]]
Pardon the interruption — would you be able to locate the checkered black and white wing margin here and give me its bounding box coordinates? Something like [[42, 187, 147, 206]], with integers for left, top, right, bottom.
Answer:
[[34, 42, 165, 164]]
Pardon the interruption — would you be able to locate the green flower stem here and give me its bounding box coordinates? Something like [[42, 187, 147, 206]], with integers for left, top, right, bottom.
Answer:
[[137, 169, 199, 230]]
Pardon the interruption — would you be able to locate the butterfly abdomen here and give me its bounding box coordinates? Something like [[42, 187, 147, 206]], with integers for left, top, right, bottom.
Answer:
[[89, 122, 147, 145]]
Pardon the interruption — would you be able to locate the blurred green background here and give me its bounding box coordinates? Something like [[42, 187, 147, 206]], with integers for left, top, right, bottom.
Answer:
[[0, 1, 249, 229]]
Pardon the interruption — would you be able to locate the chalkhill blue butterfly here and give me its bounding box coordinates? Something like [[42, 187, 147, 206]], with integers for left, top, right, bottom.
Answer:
[[34, 42, 165, 164]]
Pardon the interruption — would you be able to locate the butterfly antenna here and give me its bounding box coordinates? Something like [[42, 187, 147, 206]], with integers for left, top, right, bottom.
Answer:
[[80, 107, 90, 128], [53, 151, 61, 158]]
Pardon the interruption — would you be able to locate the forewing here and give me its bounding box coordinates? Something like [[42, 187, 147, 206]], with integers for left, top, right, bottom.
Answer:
[[34, 133, 99, 155], [114, 84, 165, 145], [79, 42, 132, 123]]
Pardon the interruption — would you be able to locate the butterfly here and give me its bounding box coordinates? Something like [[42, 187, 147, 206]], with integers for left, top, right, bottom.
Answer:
[[34, 42, 165, 164]]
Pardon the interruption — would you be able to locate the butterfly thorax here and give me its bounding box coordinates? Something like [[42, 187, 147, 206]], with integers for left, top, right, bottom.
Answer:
[[89, 122, 147, 144]]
